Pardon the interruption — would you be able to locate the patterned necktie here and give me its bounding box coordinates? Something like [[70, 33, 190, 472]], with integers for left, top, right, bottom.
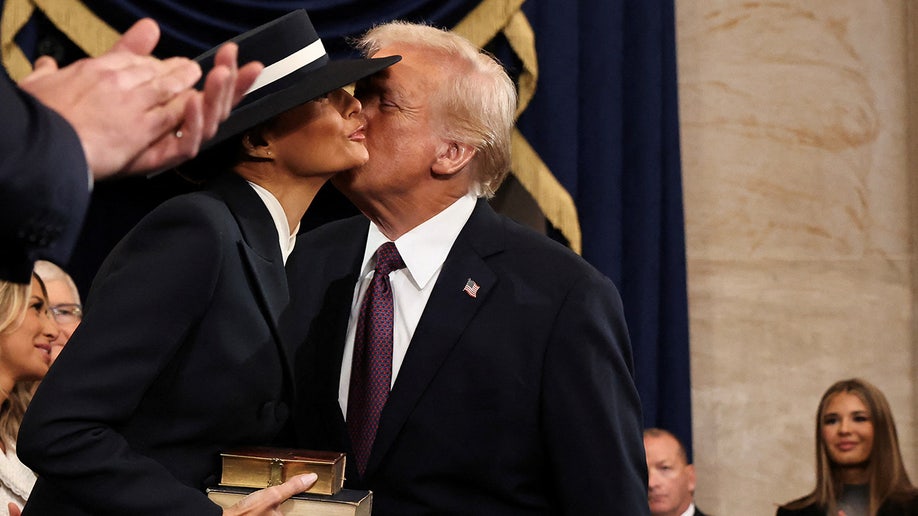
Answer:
[[347, 242, 405, 476]]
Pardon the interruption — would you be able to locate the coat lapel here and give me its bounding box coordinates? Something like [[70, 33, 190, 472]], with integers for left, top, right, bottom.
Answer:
[[365, 200, 503, 477], [286, 215, 369, 453], [208, 173, 295, 399]]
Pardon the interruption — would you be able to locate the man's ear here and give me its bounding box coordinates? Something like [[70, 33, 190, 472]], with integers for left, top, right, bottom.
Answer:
[[432, 140, 476, 176], [686, 463, 696, 494]]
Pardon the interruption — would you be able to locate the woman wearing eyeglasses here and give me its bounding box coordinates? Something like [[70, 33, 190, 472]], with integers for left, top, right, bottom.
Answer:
[[0, 274, 58, 510], [32, 261, 82, 363]]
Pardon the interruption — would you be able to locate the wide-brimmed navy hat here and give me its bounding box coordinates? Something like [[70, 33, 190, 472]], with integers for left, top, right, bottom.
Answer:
[[195, 9, 400, 149]]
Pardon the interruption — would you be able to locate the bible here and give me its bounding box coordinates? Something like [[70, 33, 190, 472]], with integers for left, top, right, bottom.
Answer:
[[218, 446, 346, 495]]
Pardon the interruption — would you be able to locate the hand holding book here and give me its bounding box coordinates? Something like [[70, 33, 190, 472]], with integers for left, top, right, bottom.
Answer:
[[219, 473, 317, 516], [209, 447, 371, 515]]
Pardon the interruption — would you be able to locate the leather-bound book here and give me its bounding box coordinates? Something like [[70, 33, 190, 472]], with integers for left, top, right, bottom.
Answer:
[[218, 446, 346, 495]]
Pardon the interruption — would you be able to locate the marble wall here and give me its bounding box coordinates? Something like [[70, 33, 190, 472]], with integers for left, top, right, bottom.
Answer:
[[676, 1, 917, 514]]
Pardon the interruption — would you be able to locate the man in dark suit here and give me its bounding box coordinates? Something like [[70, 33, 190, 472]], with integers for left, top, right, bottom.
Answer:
[[644, 428, 708, 516], [285, 22, 648, 515], [1, 17, 260, 284]]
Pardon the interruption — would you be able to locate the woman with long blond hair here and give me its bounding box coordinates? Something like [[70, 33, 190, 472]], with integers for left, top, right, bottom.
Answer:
[[0, 274, 57, 510], [777, 378, 918, 516]]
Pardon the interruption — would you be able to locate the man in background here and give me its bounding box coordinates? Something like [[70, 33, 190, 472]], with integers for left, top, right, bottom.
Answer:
[[33, 261, 82, 362], [645, 428, 708, 516]]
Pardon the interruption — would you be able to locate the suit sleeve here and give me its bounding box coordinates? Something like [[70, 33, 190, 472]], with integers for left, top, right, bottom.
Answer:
[[0, 71, 90, 283], [17, 199, 224, 516], [541, 271, 649, 514]]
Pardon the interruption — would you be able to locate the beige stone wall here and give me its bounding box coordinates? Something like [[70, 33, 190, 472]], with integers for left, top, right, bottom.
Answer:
[[676, 1, 917, 514]]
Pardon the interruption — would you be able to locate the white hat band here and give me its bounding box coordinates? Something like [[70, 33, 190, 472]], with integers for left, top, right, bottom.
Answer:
[[245, 38, 328, 95]]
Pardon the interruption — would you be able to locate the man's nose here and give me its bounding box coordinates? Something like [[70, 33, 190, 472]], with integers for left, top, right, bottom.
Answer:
[[647, 468, 659, 487]]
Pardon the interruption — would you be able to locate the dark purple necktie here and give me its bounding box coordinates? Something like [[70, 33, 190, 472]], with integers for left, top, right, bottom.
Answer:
[[347, 242, 405, 476]]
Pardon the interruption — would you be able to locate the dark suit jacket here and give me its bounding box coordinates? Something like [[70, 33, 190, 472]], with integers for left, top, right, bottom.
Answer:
[[284, 199, 648, 515], [18, 173, 295, 515], [0, 70, 89, 283], [776, 493, 918, 516]]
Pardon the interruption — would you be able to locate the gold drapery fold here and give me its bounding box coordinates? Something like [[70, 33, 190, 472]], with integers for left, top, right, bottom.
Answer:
[[1, 0, 35, 79], [510, 129, 581, 251], [454, 0, 581, 253], [1, 0, 118, 80], [502, 11, 537, 116]]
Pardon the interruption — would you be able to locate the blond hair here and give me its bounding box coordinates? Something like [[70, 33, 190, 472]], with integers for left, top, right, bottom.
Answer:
[[355, 22, 517, 198], [0, 275, 45, 449]]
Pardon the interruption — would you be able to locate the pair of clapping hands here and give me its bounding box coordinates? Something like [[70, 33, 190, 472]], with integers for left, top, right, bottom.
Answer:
[[17, 17, 262, 180]]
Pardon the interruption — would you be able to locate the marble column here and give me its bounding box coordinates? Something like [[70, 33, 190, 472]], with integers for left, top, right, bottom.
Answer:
[[676, 1, 916, 514]]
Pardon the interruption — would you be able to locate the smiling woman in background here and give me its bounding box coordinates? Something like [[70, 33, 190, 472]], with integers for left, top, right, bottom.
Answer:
[[777, 378, 918, 516], [0, 274, 58, 510]]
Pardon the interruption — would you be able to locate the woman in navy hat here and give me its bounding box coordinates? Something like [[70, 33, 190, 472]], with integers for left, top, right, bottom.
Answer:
[[16, 10, 398, 516]]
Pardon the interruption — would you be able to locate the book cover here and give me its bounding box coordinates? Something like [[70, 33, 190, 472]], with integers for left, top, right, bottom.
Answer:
[[206, 485, 372, 516], [219, 446, 346, 495]]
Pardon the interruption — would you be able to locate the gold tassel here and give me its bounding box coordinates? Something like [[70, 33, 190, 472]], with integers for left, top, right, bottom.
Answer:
[[503, 11, 537, 116], [511, 130, 582, 253], [454, 0, 582, 253]]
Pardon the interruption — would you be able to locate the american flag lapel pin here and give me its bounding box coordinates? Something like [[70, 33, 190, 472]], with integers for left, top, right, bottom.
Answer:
[[462, 278, 480, 298]]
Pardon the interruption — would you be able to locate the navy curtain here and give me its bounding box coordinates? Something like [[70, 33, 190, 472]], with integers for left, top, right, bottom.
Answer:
[[14, 0, 691, 458], [516, 0, 691, 457]]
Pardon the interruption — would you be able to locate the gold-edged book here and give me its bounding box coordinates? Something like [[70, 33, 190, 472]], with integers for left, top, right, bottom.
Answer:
[[218, 447, 345, 495], [207, 486, 372, 516]]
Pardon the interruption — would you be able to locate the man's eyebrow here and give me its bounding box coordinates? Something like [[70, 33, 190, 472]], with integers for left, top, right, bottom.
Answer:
[[383, 80, 413, 101]]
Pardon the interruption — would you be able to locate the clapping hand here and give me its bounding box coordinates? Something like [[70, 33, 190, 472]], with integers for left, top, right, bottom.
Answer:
[[18, 18, 263, 179]]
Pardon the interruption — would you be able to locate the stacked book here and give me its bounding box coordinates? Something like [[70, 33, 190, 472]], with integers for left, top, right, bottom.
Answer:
[[206, 446, 371, 516]]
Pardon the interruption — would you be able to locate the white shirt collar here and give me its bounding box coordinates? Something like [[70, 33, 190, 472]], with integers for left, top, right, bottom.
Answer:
[[247, 181, 299, 264], [680, 502, 696, 516], [362, 193, 477, 287]]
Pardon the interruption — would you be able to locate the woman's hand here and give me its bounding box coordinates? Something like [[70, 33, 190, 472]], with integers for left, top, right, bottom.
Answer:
[[222, 473, 317, 516]]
